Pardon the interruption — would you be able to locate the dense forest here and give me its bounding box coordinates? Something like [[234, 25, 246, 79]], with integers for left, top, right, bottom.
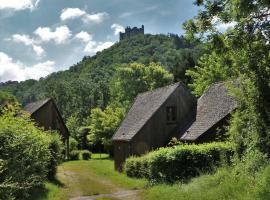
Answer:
[[0, 34, 203, 122], [0, 34, 204, 150]]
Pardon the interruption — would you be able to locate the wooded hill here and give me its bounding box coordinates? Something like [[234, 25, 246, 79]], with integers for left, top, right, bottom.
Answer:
[[0, 34, 203, 122]]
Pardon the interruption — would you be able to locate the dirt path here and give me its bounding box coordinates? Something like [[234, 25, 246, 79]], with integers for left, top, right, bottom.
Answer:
[[55, 161, 144, 200], [70, 189, 142, 200]]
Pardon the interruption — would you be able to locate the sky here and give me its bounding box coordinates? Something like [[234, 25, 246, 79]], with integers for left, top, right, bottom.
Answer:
[[0, 0, 201, 82]]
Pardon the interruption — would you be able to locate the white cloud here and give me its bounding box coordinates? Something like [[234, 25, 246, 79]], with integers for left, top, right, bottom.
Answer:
[[212, 17, 236, 31], [60, 8, 86, 21], [82, 12, 109, 24], [9, 34, 45, 57], [216, 22, 236, 30], [0, 52, 55, 82], [84, 41, 97, 53], [75, 31, 93, 43], [32, 45, 45, 56], [84, 41, 114, 54], [111, 24, 125, 35], [0, 0, 40, 11], [73, 30, 114, 55], [60, 7, 109, 24], [34, 26, 72, 44], [12, 34, 33, 45], [95, 42, 114, 52]]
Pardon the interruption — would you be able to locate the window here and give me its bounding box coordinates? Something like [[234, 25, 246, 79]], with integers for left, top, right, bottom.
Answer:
[[166, 106, 177, 123]]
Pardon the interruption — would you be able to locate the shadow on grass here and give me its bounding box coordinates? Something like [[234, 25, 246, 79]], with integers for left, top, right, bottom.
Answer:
[[27, 178, 64, 200], [50, 177, 65, 187]]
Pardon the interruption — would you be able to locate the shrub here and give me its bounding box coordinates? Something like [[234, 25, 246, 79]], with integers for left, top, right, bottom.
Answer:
[[69, 150, 80, 160], [81, 150, 92, 160], [47, 133, 64, 181], [0, 113, 52, 199], [125, 142, 234, 183], [69, 137, 78, 152]]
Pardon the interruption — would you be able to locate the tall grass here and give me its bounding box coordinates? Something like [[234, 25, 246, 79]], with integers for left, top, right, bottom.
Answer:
[[142, 166, 270, 200]]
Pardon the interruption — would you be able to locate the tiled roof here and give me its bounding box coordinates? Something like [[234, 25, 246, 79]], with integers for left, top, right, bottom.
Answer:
[[180, 82, 238, 141], [112, 82, 182, 141], [24, 98, 51, 115]]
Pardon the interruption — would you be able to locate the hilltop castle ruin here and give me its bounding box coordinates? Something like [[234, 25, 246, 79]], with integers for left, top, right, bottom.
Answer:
[[120, 25, 144, 41]]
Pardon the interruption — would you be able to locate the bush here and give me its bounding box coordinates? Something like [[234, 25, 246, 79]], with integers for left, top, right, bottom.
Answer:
[[47, 133, 64, 181], [0, 113, 52, 199], [125, 142, 234, 183], [81, 150, 92, 160], [69, 137, 78, 152], [69, 150, 80, 160]]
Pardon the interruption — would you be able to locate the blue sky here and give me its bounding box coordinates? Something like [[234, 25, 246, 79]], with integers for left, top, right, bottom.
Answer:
[[0, 0, 200, 82]]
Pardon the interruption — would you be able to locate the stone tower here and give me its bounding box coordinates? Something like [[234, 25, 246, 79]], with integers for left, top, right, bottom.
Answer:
[[119, 25, 144, 41]]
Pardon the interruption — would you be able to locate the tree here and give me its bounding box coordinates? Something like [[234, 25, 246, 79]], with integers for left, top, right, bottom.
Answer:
[[184, 0, 270, 161], [86, 62, 174, 154], [110, 62, 174, 106], [1, 34, 201, 125], [87, 106, 125, 154], [0, 91, 20, 115]]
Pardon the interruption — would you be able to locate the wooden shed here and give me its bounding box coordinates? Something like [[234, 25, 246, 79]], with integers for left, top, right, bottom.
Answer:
[[112, 82, 197, 171], [24, 98, 69, 158], [180, 82, 238, 143]]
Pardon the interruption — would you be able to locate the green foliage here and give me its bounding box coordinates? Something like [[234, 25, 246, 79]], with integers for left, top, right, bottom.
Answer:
[[110, 62, 174, 104], [125, 142, 234, 183], [87, 106, 125, 153], [186, 52, 236, 96], [69, 137, 78, 152], [0, 113, 52, 199], [69, 150, 80, 161], [66, 114, 84, 148], [47, 133, 64, 181], [184, 0, 270, 160], [0, 91, 21, 115], [142, 166, 270, 200], [0, 91, 17, 105], [86, 62, 174, 153], [0, 34, 203, 124], [66, 114, 80, 139], [81, 150, 92, 160]]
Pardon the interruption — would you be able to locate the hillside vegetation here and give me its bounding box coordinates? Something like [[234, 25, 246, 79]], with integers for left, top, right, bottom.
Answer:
[[0, 34, 203, 122]]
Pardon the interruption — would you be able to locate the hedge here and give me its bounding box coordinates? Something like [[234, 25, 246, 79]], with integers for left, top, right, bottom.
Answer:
[[0, 113, 63, 199], [125, 142, 234, 183], [70, 150, 80, 160], [81, 150, 92, 160]]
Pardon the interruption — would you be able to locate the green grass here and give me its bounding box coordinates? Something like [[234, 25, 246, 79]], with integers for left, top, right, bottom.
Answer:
[[91, 153, 110, 159], [30, 153, 270, 200], [30, 154, 146, 200], [86, 158, 146, 190], [141, 166, 270, 200]]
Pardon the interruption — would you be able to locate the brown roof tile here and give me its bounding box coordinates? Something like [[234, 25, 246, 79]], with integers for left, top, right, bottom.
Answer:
[[112, 82, 182, 141], [180, 82, 238, 141], [23, 98, 51, 115]]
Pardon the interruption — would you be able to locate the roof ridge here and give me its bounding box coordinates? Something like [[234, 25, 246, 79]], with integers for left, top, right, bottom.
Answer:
[[24, 98, 52, 115], [181, 80, 238, 141], [198, 81, 229, 101], [137, 82, 181, 96]]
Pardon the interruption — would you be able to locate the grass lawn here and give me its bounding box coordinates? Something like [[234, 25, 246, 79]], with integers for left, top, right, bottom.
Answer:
[[30, 154, 270, 200], [30, 154, 147, 200]]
